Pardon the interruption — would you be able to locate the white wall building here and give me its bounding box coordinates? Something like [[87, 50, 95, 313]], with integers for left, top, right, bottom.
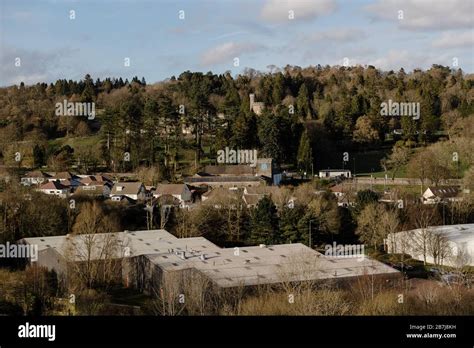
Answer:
[[319, 169, 352, 179], [385, 224, 474, 267], [36, 181, 70, 198], [22, 229, 399, 289]]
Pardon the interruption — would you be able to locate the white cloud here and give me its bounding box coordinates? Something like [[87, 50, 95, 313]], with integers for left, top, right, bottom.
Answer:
[[261, 0, 337, 23], [305, 28, 367, 42], [366, 0, 473, 31], [368, 50, 415, 70], [0, 45, 67, 86], [366, 49, 459, 71], [200, 42, 264, 66], [432, 31, 474, 48]]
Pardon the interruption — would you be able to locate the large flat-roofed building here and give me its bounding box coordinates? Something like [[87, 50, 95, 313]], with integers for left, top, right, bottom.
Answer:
[[22, 230, 399, 289], [385, 223, 474, 267], [185, 158, 276, 188]]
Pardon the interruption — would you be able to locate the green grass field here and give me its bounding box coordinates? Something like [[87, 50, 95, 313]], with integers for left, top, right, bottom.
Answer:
[[49, 134, 102, 149]]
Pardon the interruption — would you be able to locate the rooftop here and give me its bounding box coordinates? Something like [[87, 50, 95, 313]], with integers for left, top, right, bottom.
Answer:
[[425, 186, 460, 198], [23, 229, 398, 288], [398, 223, 474, 244], [155, 184, 188, 196], [38, 181, 68, 190], [110, 182, 143, 195]]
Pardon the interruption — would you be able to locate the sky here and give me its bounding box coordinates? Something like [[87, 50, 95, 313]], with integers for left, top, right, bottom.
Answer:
[[0, 0, 473, 86]]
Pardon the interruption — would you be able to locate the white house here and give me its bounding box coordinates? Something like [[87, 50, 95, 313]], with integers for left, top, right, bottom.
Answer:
[[36, 181, 70, 198], [422, 186, 461, 204], [110, 182, 146, 202], [21, 171, 52, 186], [319, 169, 352, 179]]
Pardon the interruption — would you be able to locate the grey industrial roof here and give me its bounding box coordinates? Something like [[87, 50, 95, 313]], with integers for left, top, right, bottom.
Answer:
[[23, 229, 398, 288]]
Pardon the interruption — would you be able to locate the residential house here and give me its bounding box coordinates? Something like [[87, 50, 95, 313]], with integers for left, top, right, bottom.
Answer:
[[21, 171, 52, 186], [79, 175, 112, 186], [37, 181, 70, 198], [48, 172, 81, 188], [422, 186, 461, 204], [74, 183, 111, 197], [329, 184, 356, 207], [110, 182, 146, 202], [154, 184, 192, 208]]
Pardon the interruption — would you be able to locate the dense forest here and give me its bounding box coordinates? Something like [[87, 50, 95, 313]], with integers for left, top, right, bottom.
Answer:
[[0, 64, 473, 177]]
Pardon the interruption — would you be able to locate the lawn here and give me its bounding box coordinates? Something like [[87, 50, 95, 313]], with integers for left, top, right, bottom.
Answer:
[[49, 134, 102, 149]]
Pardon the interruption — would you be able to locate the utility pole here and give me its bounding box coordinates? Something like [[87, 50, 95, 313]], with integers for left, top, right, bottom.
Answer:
[[309, 219, 317, 249]]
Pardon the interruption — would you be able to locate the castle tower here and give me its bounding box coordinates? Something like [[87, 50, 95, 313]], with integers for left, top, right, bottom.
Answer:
[[249, 93, 255, 112]]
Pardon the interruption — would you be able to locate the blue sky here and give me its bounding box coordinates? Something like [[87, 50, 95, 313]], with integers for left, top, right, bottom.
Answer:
[[1, 0, 473, 86]]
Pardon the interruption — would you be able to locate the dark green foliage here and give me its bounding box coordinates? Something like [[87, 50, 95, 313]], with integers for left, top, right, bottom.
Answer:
[[249, 196, 279, 245]]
